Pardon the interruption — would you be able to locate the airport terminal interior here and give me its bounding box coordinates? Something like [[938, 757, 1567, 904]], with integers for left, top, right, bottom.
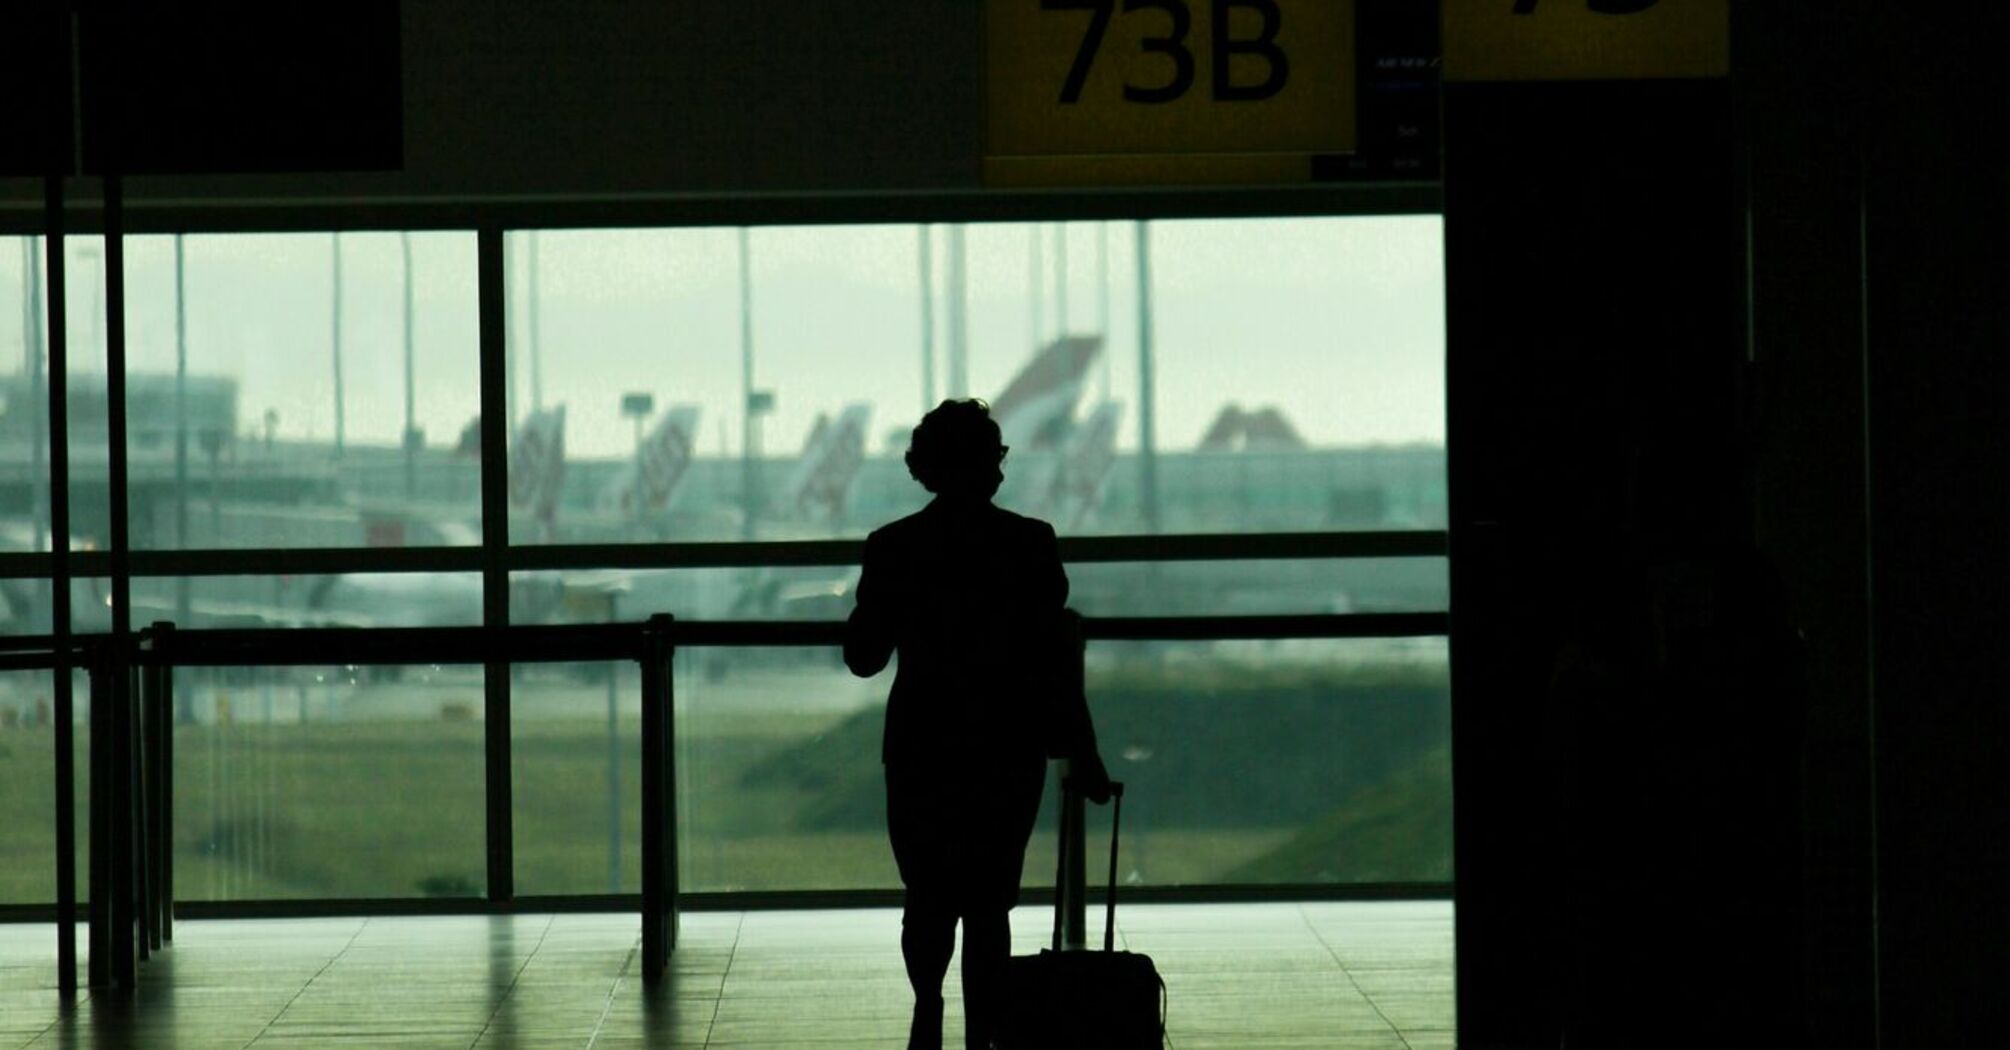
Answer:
[[2, 3, 2006, 1048]]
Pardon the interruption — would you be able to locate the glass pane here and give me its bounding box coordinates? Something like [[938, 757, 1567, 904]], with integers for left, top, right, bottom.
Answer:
[[112, 232, 482, 549], [670, 637, 1448, 892], [552, 636, 1448, 895], [0, 671, 54, 903], [2, 237, 52, 556], [512, 661, 639, 896], [0, 668, 89, 905], [72, 573, 483, 633], [1054, 557, 1449, 617], [64, 238, 108, 552], [513, 652, 900, 896], [515, 557, 1446, 626], [505, 217, 1443, 543], [1, 575, 56, 634], [1081, 637, 1451, 885], [676, 646, 896, 892], [172, 664, 488, 901]]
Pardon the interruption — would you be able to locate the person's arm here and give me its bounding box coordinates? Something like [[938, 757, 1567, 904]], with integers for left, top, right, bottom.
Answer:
[[1042, 523, 1113, 804], [844, 530, 895, 677]]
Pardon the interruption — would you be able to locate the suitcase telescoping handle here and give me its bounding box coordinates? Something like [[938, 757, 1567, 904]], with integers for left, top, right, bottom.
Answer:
[[1056, 776, 1125, 953]]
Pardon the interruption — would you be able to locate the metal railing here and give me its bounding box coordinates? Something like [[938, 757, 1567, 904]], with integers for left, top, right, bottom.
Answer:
[[16, 606, 1450, 990]]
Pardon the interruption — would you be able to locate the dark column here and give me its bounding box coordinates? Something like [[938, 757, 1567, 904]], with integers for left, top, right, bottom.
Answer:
[[477, 229, 514, 904], [1445, 77, 1748, 1046], [1859, 6, 2010, 1044], [1741, 4, 1877, 1045], [639, 613, 678, 981]]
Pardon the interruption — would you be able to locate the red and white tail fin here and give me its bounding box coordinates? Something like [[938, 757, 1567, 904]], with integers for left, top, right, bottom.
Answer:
[[600, 404, 700, 514], [991, 335, 1102, 451], [1045, 399, 1123, 528], [788, 402, 872, 523]]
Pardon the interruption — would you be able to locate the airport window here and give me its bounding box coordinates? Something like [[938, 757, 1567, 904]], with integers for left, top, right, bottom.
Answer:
[[3, 213, 1448, 907], [501, 218, 1444, 544], [111, 233, 481, 551]]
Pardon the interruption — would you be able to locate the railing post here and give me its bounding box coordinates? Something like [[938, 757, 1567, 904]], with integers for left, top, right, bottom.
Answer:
[[132, 635, 152, 961], [1061, 613, 1088, 950], [1060, 775, 1088, 950], [154, 622, 175, 944], [54, 634, 76, 992], [85, 635, 138, 989], [639, 613, 678, 983], [86, 652, 108, 988], [140, 622, 173, 951], [110, 642, 137, 987]]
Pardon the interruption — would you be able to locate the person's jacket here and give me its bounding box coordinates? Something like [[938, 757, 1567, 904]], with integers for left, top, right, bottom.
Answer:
[[844, 497, 1082, 770]]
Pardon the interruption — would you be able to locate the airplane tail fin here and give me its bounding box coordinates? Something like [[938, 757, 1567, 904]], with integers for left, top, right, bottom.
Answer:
[[789, 403, 871, 523], [508, 406, 568, 530]]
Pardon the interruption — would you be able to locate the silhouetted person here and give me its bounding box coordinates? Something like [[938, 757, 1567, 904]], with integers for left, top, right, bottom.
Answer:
[[845, 399, 1111, 1050]]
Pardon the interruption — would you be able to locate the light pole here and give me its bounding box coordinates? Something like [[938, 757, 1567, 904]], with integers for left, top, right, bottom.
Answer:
[[605, 592, 623, 894], [401, 231, 418, 501], [528, 231, 544, 412], [918, 226, 936, 412], [621, 391, 654, 517], [330, 233, 345, 459], [21, 239, 48, 627], [1028, 224, 1044, 356], [1053, 222, 1068, 340], [739, 228, 758, 540], [1097, 222, 1112, 399], [175, 236, 190, 622], [1134, 222, 1160, 534], [946, 226, 969, 398]]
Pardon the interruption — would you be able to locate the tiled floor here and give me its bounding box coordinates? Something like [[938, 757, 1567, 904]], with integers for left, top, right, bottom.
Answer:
[[0, 903, 1453, 1048]]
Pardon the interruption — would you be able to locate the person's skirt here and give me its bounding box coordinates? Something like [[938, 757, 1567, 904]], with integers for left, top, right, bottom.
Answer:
[[885, 759, 1047, 915]]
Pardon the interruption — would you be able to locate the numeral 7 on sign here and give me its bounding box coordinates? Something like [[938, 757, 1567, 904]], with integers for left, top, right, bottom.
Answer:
[[1042, 0, 1117, 103]]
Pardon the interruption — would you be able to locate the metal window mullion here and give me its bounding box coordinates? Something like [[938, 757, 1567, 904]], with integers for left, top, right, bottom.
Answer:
[[0, 183, 1444, 239], [497, 530, 1450, 574], [117, 545, 485, 579], [476, 228, 513, 904], [45, 169, 78, 994]]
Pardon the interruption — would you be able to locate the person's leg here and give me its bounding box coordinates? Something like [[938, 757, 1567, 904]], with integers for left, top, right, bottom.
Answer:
[[959, 906, 1011, 1050], [903, 896, 956, 1049], [959, 761, 1048, 1049], [889, 765, 955, 1049]]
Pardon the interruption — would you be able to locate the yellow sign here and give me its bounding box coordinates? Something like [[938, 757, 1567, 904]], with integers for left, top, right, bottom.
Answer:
[[1443, 0, 1729, 82], [986, 0, 1355, 185]]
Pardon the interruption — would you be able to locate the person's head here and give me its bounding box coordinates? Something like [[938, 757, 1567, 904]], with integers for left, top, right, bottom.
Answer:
[[905, 399, 1006, 501]]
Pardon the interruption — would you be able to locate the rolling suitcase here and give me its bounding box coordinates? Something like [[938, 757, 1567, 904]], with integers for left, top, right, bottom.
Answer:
[[998, 781, 1166, 1049]]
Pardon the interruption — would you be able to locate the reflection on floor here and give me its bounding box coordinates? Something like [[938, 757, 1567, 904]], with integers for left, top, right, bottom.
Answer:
[[0, 902, 1452, 1049]]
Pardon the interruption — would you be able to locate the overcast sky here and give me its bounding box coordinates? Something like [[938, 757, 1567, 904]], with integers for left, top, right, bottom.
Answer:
[[4, 216, 1444, 459]]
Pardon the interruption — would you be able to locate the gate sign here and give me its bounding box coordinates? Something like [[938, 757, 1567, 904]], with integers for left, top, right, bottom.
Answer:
[[1443, 0, 1729, 82], [986, 0, 1355, 184]]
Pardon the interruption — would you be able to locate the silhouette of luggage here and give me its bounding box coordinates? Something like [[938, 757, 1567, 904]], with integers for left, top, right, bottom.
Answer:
[[998, 781, 1166, 1048]]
